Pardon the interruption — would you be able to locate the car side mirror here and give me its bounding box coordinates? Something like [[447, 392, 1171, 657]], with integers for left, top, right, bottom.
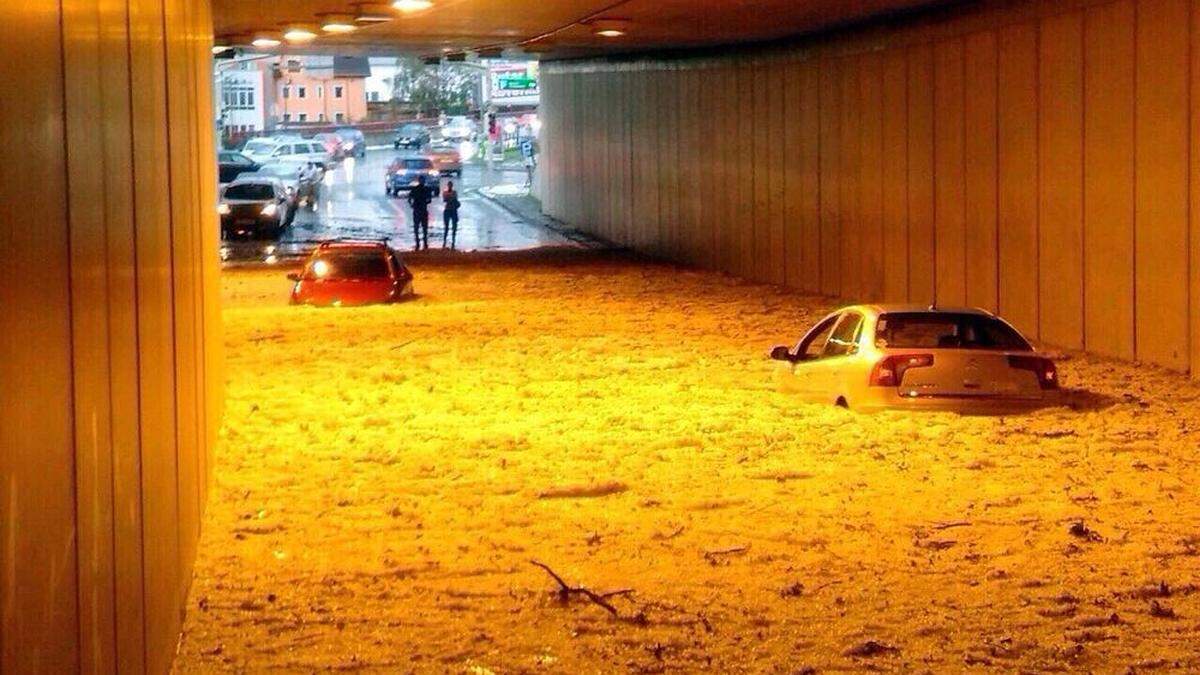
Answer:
[[769, 345, 794, 362], [286, 272, 300, 282]]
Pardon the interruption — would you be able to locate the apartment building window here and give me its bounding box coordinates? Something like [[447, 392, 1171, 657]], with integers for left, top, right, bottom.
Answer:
[[369, 91, 380, 102], [317, 85, 324, 99], [222, 85, 255, 110], [297, 86, 307, 99], [282, 85, 290, 99], [334, 85, 344, 99], [318, 113, 326, 122], [335, 112, 345, 123], [298, 113, 308, 122], [282, 113, 291, 122]]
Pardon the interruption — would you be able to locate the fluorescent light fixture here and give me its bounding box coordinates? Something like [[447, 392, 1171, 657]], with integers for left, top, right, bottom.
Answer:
[[283, 25, 319, 42], [320, 14, 358, 33], [589, 18, 630, 38], [251, 34, 282, 48], [394, 0, 434, 13]]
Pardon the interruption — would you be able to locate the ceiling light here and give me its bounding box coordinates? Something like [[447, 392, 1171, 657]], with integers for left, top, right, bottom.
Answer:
[[283, 25, 319, 42], [394, 0, 434, 13], [251, 34, 282, 48], [354, 3, 395, 22], [212, 44, 233, 55], [320, 14, 358, 33], [589, 18, 630, 38]]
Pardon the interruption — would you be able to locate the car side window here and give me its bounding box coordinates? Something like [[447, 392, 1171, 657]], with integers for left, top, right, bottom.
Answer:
[[795, 315, 839, 360], [821, 312, 864, 358]]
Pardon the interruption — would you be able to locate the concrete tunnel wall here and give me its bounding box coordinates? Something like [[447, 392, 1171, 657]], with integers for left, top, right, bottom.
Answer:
[[0, 0, 222, 672], [540, 0, 1200, 376]]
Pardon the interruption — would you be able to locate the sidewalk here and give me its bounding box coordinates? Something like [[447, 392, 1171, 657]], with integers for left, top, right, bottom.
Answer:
[[477, 185, 612, 248]]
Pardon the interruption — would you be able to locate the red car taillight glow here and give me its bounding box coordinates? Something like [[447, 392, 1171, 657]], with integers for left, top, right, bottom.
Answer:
[[1008, 355, 1058, 389], [870, 354, 934, 387]]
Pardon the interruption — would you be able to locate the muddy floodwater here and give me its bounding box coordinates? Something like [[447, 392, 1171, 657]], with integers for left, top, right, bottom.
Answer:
[[177, 249, 1200, 673]]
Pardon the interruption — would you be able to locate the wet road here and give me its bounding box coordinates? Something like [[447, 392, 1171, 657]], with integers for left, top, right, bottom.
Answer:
[[222, 149, 569, 261]]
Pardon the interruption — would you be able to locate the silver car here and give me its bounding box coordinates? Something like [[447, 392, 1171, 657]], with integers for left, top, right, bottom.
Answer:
[[771, 305, 1059, 412]]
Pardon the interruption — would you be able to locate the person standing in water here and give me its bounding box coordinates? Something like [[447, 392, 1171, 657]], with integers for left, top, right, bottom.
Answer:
[[441, 180, 461, 249], [406, 175, 434, 250]]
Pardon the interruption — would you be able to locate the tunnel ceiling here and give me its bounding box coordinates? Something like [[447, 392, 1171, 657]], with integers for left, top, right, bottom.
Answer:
[[212, 0, 942, 58]]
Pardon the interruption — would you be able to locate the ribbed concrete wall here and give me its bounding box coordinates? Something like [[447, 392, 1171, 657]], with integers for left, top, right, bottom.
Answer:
[[541, 0, 1200, 375], [0, 0, 222, 671]]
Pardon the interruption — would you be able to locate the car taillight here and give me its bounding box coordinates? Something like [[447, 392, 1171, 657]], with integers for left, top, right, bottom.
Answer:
[[1008, 355, 1058, 389], [869, 354, 934, 387]]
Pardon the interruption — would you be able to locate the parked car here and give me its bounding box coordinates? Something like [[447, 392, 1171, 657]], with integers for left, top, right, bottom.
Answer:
[[769, 305, 1059, 412], [426, 141, 463, 177], [439, 115, 476, 142], [334, 127, 367, 158], [217, 176, 293, 240], [218, 151, 261, 184], [287, 240, 414, 307], [247, 160, 322, 209], [385, 156, 440, 196], [242, 137, 334, 169], [240, 137, 284, 164], [313, 132, 347, 162], [393, 123, 430, 150]]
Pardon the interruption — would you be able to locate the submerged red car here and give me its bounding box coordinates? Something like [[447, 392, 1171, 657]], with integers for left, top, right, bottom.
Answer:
[[288, 240, 414, 307]]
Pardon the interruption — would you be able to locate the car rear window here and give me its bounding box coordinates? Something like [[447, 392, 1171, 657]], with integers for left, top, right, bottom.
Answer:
[[224, 183, 274, 200], [402, 159, 434, 169], [260, 164, 300, 179], [876, 313, 1031, 351], [399, 124, 425, 135], [306, 250, 390, 280]]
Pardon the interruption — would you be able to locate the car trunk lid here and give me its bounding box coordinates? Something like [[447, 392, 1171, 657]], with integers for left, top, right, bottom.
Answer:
[[894, 350, 1044, 399]]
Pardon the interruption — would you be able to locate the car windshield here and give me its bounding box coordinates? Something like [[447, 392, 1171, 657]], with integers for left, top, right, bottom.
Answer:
[[876, 313, 1031, 351], [243, 140, 275, 154], [400, 159, 434, 170], [305, 250, 390, 280], [223, 183, 274, 200], [398, 124, 425, 135]]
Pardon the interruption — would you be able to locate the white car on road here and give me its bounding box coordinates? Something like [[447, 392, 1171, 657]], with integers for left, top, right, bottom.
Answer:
[[241, 138, 334, 169]]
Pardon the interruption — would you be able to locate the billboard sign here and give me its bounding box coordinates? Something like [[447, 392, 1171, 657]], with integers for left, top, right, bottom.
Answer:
[[487, 61, 539, 105]]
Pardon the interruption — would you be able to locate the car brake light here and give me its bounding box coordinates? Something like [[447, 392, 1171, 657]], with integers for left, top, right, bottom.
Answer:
[[870, 354, 934, 387], [1008, 355, 1058, 389]]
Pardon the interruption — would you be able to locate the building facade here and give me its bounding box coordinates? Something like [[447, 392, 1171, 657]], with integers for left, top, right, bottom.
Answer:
[[216, 63, 267, 133], [266, 55, 368, 127]]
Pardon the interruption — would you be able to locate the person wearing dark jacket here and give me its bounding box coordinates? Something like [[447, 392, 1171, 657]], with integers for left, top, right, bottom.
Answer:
[[441, 180, 461, 249], [406, 175, 435, 250]]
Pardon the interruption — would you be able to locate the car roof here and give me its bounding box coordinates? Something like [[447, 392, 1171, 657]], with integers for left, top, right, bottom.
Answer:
[[226, 175, 282, 187], [312, 240, 391, 253], [832, 304, 996, 319]]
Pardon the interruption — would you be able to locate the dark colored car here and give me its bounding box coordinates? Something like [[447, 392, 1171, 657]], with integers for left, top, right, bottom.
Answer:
[[218, 151, 261, 184], [334, 127, 367, 158], [385, 156, 440, 196], [218, 177, 293, 240], [288, 240, 414, 307], [393, 123, 430, 150]]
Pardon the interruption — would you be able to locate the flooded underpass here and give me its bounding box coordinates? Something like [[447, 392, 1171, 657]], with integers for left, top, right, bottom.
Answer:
[[178, 247, 1200, 673]]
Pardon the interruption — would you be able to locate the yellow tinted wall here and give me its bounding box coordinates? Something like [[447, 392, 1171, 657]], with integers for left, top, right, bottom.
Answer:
[[541, 0, 1200, 375], [0, 0, 221, 671]]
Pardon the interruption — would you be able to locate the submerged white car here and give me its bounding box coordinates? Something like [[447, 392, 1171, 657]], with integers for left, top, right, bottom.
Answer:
[[770, 305, 1059, 412]]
